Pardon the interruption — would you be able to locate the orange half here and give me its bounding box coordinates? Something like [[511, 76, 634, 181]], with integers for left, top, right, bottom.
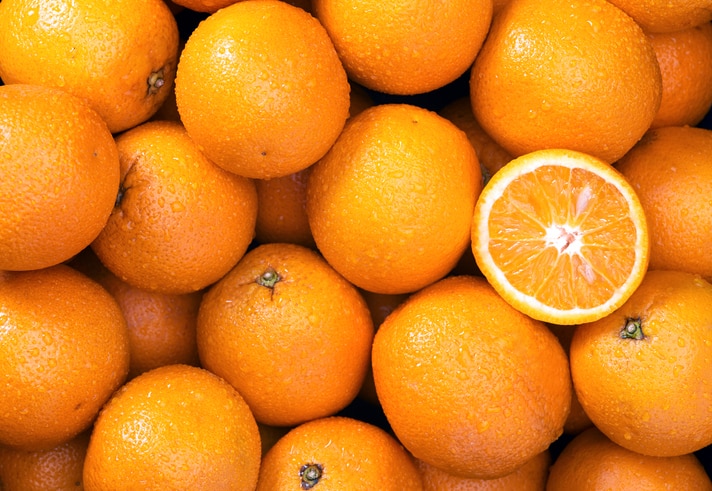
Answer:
[[472, 148, 649, 325]]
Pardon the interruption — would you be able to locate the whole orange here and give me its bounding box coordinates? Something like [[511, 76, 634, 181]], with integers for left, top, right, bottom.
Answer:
[[547, 427, 712, 490], [0, 84, 119, 272], [91, 120, 258, 295], [197, 243, 374, 427], [256, 416, 424, 490], [175, 0, 350, 179], [0, 431, 90, 491], [0, 265, 130, 451], [306, 103, 482, 294], [570, 270, 712, 457], [371, 275, 571, 479], [615, 125, 712, 281], [416, 450, 551, 491], [648, 22, 712, 128], [470, 0, 662, 163], [82, 364, 261, 491], [0, 0, 179, 133], [312, 0, 492, 95]]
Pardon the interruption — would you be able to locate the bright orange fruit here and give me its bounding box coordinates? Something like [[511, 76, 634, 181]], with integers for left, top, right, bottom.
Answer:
[[570, 270, 712, 457], [175, 0, 350, 179], [0, 265, 130, 451], [371, 275, 571, 479], [307, 103, 482, 294], [470, 0, 662, 163], [0, 84, 119, 272], [0, 0, 179, 133], [82, 364, 262, 491], [472, 148, 650, 325]]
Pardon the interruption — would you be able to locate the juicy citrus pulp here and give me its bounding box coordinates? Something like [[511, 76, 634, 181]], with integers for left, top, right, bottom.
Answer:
[[472, 148, 649, 324]]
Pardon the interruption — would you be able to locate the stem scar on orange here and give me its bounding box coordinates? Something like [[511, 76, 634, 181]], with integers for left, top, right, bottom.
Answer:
[[471, 148, 650, 325]]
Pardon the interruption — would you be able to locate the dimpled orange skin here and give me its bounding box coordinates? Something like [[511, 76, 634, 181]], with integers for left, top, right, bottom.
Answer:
[[256, 416, 424, 490], [615, 126, 712, 281], [82, 364, 262, 491], [372, 275, 571, 479], [546, 427, 712, 490], [605, 0, 712, 33], [0, 84, 120, 272], [0, 265, 130, 452], [197, 243, 375, 427], [312, 0, 493, 95], [648, 22, 712, 128], [570, 270, 712, 457], [470, 0, 662, 164], [175, 0, 350, 179], [0, 431, 90, 491], [0, 0, 180, 133], [306, 103, 482, 295], [91, 120, 258, 295]]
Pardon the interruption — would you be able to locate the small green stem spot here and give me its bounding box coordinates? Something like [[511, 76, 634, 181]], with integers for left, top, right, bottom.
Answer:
[[299, 463, 323, 490], [621, 317, 644, 340], [256, 266, 280, 288]]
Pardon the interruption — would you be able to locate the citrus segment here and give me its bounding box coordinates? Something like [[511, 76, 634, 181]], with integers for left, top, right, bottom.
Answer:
[[472, 149, 649, 324]]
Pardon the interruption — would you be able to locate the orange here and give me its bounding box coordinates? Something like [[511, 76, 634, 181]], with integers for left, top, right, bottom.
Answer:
[[570, 270, 712, 457], [71, 248, 202, 379], [605, 0, 712, 33], [197, 242, 374, 427], [0, 0, 179, 133], [471, 148, 650, 325], [254, 167, 316, 248], [371, 275, 571, 479], [357, 289, 410, 406], [615, 125, 712, 281], [439, 95, 513, 183], [546, 323, 594, 435], [470, 0, 662, 164], [82, 364, 262, 491], [306, 103, 482, 294], [312, 0, 493, 95], [0, 265, 130, 451], [547, 427, 712, 490], [175, 0, 350, 179], [253, 84, 374, 248], [415, 450, 551, 491], [0, 84, 119, 272], [90, 120, 258, 295], [256, 416, 424, 490], [647, 23, 712, 128], [0, 431, 89, 491]]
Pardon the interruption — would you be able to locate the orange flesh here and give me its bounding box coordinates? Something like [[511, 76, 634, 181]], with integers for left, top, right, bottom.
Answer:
[[487, 165, 637, 310]]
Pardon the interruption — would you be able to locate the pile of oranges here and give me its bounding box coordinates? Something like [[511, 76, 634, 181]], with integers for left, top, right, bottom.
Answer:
[[1, 0, 712, 488]]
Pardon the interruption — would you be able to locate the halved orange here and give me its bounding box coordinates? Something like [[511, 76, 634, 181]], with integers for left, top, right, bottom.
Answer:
[[471, 148, 649, 325]]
